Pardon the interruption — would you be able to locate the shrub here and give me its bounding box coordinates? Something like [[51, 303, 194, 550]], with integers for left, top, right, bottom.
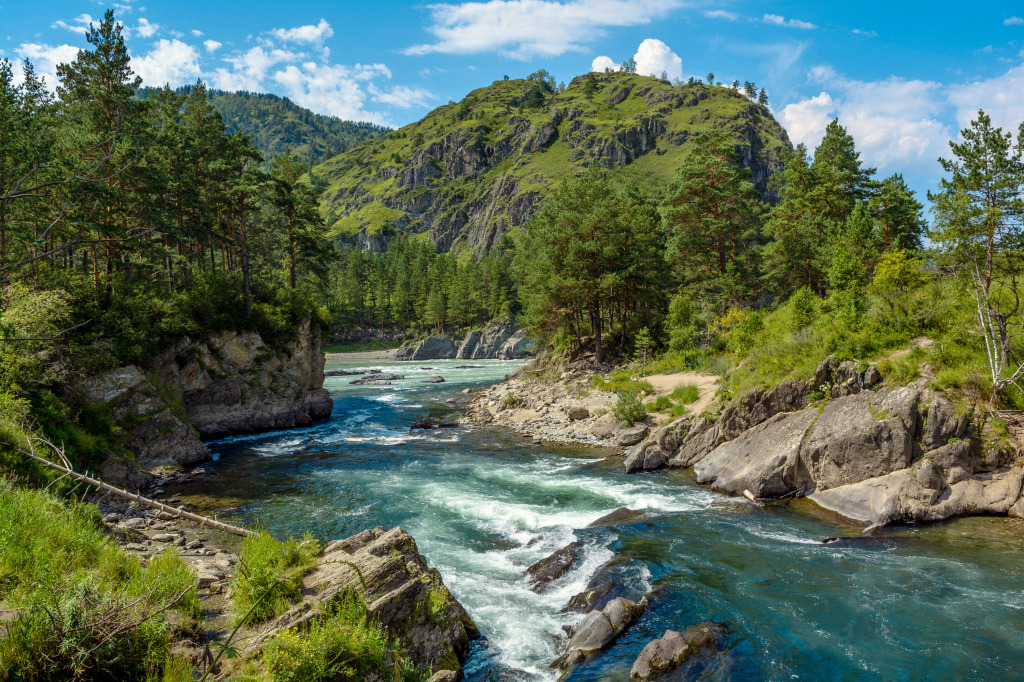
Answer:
[[670, 384, 700, 405], [647, 396, 673, 412], [613, 391, 648, 427]]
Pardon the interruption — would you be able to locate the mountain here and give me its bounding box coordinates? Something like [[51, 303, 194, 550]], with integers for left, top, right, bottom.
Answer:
[[143, 86, 389, 164], [312, 71, 792, 254]]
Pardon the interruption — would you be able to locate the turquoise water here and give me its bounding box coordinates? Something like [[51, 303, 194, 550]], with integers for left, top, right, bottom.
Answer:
[[186, 358, 1024, 681]]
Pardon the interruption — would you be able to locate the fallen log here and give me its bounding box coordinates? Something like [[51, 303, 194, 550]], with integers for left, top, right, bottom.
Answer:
[[742, 489, 764, 508], [23, 449, 253, 538]]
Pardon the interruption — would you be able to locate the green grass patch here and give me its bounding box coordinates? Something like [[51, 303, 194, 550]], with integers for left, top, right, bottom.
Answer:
[[591, 368, 655, 395], [232, 531, 321, 626], [613, 391, 648, 427], [670, 384, 700, 404]]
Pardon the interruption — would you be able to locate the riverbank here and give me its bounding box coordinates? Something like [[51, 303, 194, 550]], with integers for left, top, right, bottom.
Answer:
[[325, 348, 399, 360]]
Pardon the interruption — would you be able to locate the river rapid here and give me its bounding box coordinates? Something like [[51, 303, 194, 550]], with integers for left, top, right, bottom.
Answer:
[[181, 358, 1024, 681]]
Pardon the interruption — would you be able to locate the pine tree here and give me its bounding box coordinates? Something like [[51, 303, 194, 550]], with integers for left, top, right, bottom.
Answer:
[[871, 174, 925, 250]]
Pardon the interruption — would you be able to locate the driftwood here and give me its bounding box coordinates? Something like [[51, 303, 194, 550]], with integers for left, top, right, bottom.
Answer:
[[742, 489, 764, 508], [23, 450, 253, 538]]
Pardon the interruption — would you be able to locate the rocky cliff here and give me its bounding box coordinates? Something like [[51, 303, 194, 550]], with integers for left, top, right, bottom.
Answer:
[[315, 72, 791, 255], [395, 318, 534, 361], [78, 318, 333, 485]]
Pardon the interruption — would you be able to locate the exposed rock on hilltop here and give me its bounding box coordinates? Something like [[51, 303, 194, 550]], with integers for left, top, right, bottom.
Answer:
[[315, 72, 791, 254]]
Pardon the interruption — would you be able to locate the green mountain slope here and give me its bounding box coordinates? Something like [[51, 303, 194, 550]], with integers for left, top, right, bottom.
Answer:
[[313, 71, 791, 254], [143, 85, 389, 164]]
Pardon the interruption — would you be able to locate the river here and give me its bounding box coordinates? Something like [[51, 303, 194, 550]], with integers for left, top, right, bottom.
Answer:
[[181, 358, 1024, 681]]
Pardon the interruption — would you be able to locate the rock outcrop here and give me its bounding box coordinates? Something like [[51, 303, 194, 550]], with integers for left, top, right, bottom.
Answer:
[[244, 526, 480, 676], [152, 318, 332, 437], [620, 355, 1024, 528], [78, 366, 210, 483], [396, 318, 535, 361], [80, 319, 333, 484]]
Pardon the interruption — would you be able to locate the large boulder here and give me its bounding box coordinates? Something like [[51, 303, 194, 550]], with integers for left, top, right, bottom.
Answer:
[[630, 622, 726, 682], [243, 527, 480, 676], [557, 596, 647, 669], [799, 388, 919, 491], [566, 557, 649, 614], [396, 336, 459, 361], [695, 409, 818, 497]]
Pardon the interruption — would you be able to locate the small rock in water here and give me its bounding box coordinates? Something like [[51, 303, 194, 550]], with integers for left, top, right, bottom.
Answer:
[[411, 418, 435, 430], [461, 388, 473, 394], [151, 533, 175, 543], [444, 398, 456, 404], [422, 376, 446, 383], [185, 540, 204, 550]]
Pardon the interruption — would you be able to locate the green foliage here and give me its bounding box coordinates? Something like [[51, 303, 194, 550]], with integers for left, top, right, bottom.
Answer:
[[613, 391, 648, 427], [0, 479, 198, 680], [248, 591, 423, 682], [670, 384, 700, 404], [232, 531, 321, 625], [591, 368, 654, 394]]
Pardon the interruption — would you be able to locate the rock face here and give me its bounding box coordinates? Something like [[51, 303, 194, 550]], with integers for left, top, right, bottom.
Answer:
[[397, 318, 536, 361], [78, 366, 209, 481], [620, 354, 1024, 528], [152, 317, 333, 437], [80, 319, 333, 483], [244, 526, 480, 676], [630, 622, 726, 682]]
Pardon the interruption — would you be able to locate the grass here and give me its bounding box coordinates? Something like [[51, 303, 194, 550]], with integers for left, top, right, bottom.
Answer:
[[234, 591, 425, 682], [0, 478, 199, 681], [613, 391, 648, 427], [591, 367, 655, 395], [231, 531, 322, 625]]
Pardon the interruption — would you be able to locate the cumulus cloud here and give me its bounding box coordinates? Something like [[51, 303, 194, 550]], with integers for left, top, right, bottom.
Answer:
[[191, 29, 204, 37], [592, 39, 682, 80], [210, 46, 301, 91], [406, 0, 682, 59], [204, 40, 222, 53], [369, 83, 436, 109], [634, 38, 683, 80], [780, 66, 950, 175], [272, 62, 396, 122], [948, 60, 1024, 133], [1004, 16, 1024, 26], [763, 14, 816, 30], [132, 39, 201, 86], [15, 43, 80, 88], [134, 17, 159, 38], [270, 18, 334, 44]]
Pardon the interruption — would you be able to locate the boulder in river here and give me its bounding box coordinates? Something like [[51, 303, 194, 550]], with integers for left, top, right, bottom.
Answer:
[[422, 376, 446, 383], [350, 373, 405, 385], [325, 369, 365, 377], [526, 541, 586, 592], [630, 622, 726, 681], [588, 507, 645, 527], [557, 596, 647, 669], [616, 424, 650, 448], [412, 418, 435, 430], [565, 556, 649, 613]]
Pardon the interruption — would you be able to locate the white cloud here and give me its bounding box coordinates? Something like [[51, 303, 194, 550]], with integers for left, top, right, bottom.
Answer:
[[204, 40, 222, 53], [270, 18, 334, 44], [369, 83, 436, 109], [406, 0, 682, 59], [763, 14, 816, 30], [15, 43, 80, 88], [948, 60, 1024, 133], [272, 62, 396, 123], [191, 29, 204, 37], [210, 46, 301, 91], [704, 10, 737, 20], [135, 17, 159, 38], [1004, 16, 1024, 26], [852, 28, 877, 37], [633, 38, 682, 81], [52, 14, 99, 35], [132, 39, 201, 86], [781, 67, 950, 175], [591, 55, 618, 72]]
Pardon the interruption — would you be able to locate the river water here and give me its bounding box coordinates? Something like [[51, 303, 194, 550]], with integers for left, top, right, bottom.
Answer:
[[183, 358, 1024, 681]]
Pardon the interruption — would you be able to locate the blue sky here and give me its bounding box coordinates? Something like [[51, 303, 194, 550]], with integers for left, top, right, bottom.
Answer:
[[2, 0, 1023, 203]]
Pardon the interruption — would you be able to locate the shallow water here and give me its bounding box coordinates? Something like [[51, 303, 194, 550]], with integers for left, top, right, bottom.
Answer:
[[181, 358, 1024, 681]]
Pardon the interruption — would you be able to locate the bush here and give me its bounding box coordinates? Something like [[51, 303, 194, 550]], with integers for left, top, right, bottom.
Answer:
[[232, 531, 321, 625], [670, 384, 700, 404], [647, 396, 673, 413], [592, 368, 654, 394], [613, 391, 648, 427]]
